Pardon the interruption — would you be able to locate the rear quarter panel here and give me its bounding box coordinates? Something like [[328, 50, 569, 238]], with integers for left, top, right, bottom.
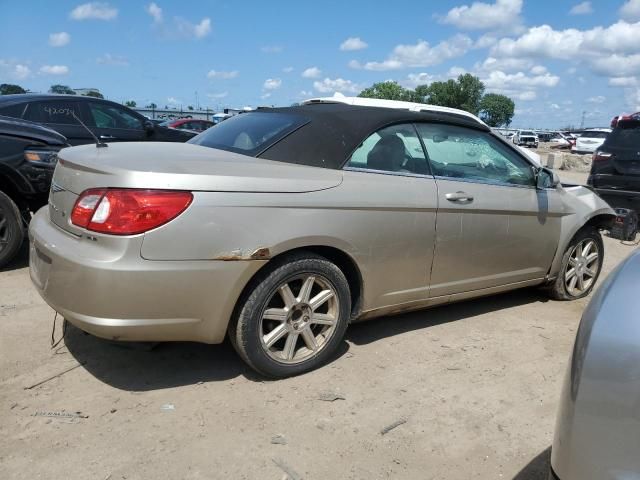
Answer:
[[141, 170, 439, 312]]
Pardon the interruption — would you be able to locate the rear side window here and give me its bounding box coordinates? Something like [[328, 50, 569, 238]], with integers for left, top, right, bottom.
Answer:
[[0, 103, 27, 119], [605, 123, 640, 152], [188, 112, 307, 156], [87, 103, 143, 130], [24, 101, 80, 124]]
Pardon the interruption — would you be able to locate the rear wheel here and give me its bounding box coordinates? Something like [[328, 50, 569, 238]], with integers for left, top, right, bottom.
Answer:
[[230, 252, 351, 378], [0, 191, 24, 269], [548, 227, 603, 300]]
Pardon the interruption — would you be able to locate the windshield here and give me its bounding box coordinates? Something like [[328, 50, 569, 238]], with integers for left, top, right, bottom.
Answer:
[[582, 131, 609, 139], [520, 131, 535, 136], [159, 120, 173, 127], [188, 111, 308, 156]]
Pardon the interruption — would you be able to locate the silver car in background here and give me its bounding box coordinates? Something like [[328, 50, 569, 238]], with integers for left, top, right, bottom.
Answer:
[[550, 248, 640, 480], [29, 97, 614, 377]]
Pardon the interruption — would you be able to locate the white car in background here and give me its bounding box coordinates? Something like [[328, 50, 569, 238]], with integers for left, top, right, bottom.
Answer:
[[513, 130, 539, 148], [572, 129, 611, 154]]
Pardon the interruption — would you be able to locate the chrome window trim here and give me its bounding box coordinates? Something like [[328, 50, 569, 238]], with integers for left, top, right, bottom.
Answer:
[[344, 166, 435, 179], [432, 175, 537, 190]]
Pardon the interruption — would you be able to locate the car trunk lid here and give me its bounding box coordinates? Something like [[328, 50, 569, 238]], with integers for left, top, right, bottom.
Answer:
[[48, 142, 343, 234]]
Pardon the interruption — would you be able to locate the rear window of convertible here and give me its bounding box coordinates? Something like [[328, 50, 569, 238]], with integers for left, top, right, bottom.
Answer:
[[188, 111, 307, 156]]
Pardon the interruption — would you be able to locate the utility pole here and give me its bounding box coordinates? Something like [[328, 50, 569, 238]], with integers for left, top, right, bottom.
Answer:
[[580, 110, 586, 129]]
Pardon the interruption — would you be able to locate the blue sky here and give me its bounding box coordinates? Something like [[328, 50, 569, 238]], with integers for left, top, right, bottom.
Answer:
[[2, 0, 640, 127]]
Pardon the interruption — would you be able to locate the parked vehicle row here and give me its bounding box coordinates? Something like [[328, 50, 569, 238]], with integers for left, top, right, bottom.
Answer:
[[29, 96, 614, 377], [0, 94, 198, 267], [0, 94, 196, 146], [0, 115, 68, 267]]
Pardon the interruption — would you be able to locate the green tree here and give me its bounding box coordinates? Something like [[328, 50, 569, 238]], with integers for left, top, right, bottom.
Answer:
[[479, 93, 515, 127], [145, 103, 157, 109], [125, 100, 137, 108], [0, 83, 26, 95], [83, 90, 104, 99], [187, 105, 194, 111], [49, 84, 76, 95], [416, 74, 485, 115], [358, 81, 416, 102]]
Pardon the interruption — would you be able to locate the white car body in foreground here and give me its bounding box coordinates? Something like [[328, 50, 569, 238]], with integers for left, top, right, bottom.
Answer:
[[572, 129, 611, 154]]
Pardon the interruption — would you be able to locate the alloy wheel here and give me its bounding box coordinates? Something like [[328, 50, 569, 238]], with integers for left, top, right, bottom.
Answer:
[[259, 275, 339, 364], [564, 239, 600, 296]]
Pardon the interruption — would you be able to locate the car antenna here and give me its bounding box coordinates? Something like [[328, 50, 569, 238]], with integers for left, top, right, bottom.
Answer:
[[71, 111, 108, 148]]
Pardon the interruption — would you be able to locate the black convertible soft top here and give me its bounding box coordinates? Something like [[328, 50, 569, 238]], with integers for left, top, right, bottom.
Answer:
[[257, 103, 489, 169]]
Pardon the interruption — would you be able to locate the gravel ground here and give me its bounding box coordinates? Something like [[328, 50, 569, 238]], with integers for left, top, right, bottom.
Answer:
[[1, 170, 636, 480]]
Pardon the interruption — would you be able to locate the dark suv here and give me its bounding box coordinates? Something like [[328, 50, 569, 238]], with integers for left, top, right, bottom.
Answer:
[[589, 115, 640, 214], [0, 94, 196, 146], [0, 115, 68, 267]]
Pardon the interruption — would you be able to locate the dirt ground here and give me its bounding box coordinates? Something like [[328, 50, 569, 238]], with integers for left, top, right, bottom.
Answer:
[[1, 170, 636, 480]]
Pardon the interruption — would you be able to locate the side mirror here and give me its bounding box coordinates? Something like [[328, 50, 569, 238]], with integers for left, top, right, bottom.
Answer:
[[537, 167, 561, 189], [144, 120, 155, 134]]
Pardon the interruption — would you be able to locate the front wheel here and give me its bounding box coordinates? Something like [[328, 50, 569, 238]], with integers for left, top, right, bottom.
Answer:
[[230, 253, 351, 378], [547, 227, 604, 300]]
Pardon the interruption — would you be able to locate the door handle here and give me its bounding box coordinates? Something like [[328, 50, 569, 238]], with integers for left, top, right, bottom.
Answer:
[[445, 191, 474, 202], [99, 135, 116, 140]]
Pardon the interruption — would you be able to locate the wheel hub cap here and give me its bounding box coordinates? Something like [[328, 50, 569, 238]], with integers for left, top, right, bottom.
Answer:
[[259, 274, 340, 364]]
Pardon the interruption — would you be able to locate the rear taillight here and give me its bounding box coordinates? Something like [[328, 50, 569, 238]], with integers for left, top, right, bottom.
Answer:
[[70, 189, 193, 235], [592, 151, 613, 162]]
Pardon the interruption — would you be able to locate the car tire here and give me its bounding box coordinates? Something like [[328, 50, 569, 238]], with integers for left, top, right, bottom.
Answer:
[[0, 190, 24, 269], [230, 252, 351, 378], [547, 227, 604, 301]]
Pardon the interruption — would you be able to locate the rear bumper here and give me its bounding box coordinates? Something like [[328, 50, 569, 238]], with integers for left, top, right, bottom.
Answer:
[[588, 185, 640, 213], [28, 207, 265, 344]]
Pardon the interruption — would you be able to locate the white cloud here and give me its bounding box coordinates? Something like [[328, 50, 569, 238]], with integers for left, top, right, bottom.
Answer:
[[609, 76, 638, 87], [301, 67, 321, 78], [261, 45, 283, 53], [474, 34, 498, 49], [589, 53, 640, 76], [70, 2, 117, 20], [313, 77, 360, 94], [146, 2, 163, 23], [587, 95, 606, 103], [167, 97, 180, 105], [351, 35, 473, 71], [481, 69, 559, 101], [439, 0, 523, 31], [491, 20, 640, 77], [263, 78, 282, 90], [492, 21, 640, 59], [476, 56, 533, 72], [0, 60, 31, 80], [403, 72, 436, 88], [550, 103, 561, 109], [620, 0, 640, 21], [340, 37, 368, 51], [448, 66, 467, 77], [282, 66, 294, 73], [530, 65, 547, 75], [570, 1, 593, 15], [176, 17, 211, 39], [96, 53, 129, 66], [206, 70, 238, 79], [299, 90, 313, 97], [49, 32, 70, 47], [207, 92, 228, 99], [260, 92, 272, 100], [40, 65, 69, 75]]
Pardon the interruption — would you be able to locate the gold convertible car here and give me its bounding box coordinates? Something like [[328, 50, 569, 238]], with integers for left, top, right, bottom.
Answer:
[[29, 97, 614, 377]]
